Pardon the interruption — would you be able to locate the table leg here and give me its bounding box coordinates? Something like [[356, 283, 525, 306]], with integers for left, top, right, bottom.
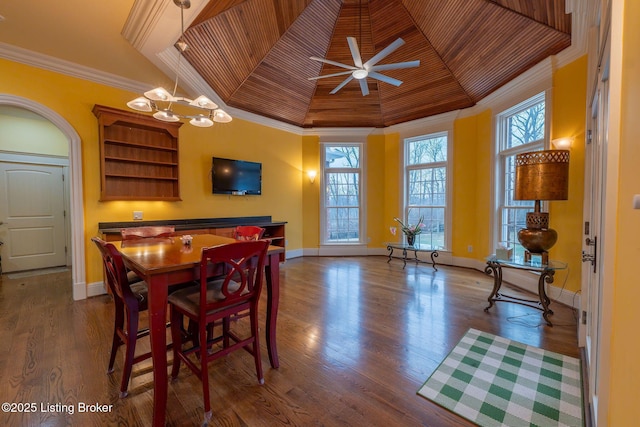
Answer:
[[484, 261, 502, 312], [147, 275, 169, 427], [386, 245, 394, 263], [264, 252, 280, 368], [430, 251, 439, 271], [538, 269, 555, 326], [402, 248, 408, 269]]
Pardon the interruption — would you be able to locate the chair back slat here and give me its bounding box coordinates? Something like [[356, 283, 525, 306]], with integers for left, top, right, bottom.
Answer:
[[91, 237, 140, 305], [199, 240, 269, 314], [121, 226, 175, 240], [234, 225, 265, 241]]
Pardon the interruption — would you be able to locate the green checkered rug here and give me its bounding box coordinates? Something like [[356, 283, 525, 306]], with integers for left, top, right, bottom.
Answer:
[[417, 328, 583, 427]]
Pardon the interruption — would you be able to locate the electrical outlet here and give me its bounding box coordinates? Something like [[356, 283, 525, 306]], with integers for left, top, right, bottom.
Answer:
[[467, 245, 473, 253], [133, 211, 143, 220]]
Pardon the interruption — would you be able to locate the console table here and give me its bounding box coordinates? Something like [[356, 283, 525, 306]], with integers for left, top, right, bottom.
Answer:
[[483, 256, 567, 326], [385, 242, 439, 271]]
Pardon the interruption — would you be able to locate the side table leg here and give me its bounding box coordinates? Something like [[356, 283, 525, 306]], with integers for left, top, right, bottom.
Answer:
[[539, 269, 555, 326], [430, 251, 439, 271], [386, 245, 394, 263], [402, 248, 408, 269], [413, 249, 419, 266], [484, 261, 502, 312]]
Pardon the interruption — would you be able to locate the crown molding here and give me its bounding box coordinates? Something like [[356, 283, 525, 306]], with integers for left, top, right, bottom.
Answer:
[[0, 42, 147, 94]]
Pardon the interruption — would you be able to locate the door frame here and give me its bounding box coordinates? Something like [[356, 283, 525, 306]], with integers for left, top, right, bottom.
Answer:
[[0, 94, 86, 300]]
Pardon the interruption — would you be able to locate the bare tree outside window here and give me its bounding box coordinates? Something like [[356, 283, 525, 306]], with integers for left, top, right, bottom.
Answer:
[[497, 94, 546, 258], [405, 133, 448, 249], [324, 145, 362, 243]]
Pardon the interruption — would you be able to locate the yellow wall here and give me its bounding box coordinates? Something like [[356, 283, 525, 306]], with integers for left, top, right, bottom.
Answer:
[[383, 132, 401, 241], [0, 58, 304, 285], [550, 55, 588, 294], [366, 133, 386, 247], [0, 110, 69, 156], [609, 0, 640, 422], [302, 135, 320, 248]]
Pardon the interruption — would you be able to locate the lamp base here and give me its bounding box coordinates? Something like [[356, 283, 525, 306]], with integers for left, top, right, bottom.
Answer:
[[517, 226, 557, 265], [524, 250, 549, 265]]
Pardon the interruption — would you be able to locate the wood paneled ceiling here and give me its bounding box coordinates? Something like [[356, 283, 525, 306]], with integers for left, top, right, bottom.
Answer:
[[182, 0, 571, 128]]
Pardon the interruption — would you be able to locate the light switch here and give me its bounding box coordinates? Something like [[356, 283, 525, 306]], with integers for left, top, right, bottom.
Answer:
[[133, 211, 143, 220]]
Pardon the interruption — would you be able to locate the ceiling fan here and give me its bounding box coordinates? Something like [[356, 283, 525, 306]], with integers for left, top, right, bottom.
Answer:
[[309, 36, 420, 96]]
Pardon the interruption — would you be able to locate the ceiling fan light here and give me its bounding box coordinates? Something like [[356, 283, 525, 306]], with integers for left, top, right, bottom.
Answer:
[[144, 87, 173, 101], [127, 97, 153, 112], [190, 116, 214, 127], [212, 109, 232, 123], [352, 69, 368, 80], [190, 95, 218, 110], [153, 110, 180, 122]]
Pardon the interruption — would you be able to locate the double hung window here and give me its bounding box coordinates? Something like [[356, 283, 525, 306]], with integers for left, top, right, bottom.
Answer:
[[403, 132, 448, 249], [322, 144, 363, 244], [495, 93, 546, 258]]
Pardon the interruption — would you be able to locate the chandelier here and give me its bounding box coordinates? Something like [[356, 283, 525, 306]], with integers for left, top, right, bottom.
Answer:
[[126, 0, 231, 127]]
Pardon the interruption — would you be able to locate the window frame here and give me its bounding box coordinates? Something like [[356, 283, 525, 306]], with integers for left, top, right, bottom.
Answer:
[[402, 131, 451, 250], [493, 91, 550, 256], [320, 142, 366, 246]]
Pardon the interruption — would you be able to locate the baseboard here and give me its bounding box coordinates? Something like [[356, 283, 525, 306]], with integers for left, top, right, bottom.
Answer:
[[87, 280, 107, 298]]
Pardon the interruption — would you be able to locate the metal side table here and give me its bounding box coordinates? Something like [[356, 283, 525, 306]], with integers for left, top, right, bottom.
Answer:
[[483, 256, 567, 326]]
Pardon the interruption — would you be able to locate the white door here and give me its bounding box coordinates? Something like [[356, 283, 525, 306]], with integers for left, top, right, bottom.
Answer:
[[0, 162, 67, 272], [580, 45, 609, 425]]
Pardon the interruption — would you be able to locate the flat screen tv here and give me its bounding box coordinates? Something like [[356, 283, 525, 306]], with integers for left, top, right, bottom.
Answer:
[[212, 157, 262, 195]]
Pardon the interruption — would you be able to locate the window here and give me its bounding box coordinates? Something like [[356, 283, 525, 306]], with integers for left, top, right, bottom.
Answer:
[[404, 132, 448, 249], [322, 144, 363, 244], [495, 93, 546, 258]]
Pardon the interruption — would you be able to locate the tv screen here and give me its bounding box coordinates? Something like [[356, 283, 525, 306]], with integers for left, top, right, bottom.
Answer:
[[212, 157, 262, 195]]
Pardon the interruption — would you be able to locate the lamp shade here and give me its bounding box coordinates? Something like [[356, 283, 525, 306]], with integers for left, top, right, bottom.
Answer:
[[514, 150, 569, 201]]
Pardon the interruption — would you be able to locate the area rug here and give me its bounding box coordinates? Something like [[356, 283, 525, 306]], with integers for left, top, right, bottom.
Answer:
[[417, 328, 583, 427]]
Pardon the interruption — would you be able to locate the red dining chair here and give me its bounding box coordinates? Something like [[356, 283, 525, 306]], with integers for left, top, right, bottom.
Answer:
[[120, 225, 175, 240], [92, 237, 153, 398], [168, 239, 269, 424], [120, 226, 175, 283], [92, 235, 191, 398], [234, 225, 265, 241]]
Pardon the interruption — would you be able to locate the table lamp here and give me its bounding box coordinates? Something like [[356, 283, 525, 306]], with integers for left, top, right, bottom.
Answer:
[[514, 149, 569, 264]]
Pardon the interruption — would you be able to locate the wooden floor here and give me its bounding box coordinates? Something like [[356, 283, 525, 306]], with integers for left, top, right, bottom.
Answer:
[[0, 257, 580, 427]]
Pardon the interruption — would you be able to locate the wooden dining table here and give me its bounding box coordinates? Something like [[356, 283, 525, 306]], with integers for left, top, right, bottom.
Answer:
[[114, 234, 284, 427]]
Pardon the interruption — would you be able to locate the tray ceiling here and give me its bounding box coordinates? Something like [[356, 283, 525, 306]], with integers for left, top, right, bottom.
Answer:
[[180, 0, 571, 128]]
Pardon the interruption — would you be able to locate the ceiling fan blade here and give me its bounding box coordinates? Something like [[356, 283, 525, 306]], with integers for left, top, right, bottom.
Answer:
[[308, 70, 355, 81], [363, 38, 405, 68], [347, 37, 364, 68], [370, 60, 420, 72], [330, 75, 354, 94], [310, 56, 357, 70], [359, 78, 369, 96], [369, 71, 403, 87]]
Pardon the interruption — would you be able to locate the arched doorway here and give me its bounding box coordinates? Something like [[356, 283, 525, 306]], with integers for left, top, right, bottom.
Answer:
[[0, 94, 86, 300]]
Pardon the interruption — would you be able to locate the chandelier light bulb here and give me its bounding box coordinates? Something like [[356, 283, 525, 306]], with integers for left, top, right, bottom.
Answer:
[[126, 97, 153, 112], [190, 116, 214, 127], [153, 110, 180, 122]]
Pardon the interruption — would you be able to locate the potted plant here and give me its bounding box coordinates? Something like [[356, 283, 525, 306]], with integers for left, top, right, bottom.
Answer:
[[393, 212, 425, 246]]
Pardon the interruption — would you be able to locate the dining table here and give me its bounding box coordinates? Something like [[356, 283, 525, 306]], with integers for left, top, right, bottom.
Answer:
[[114, 234, 284, 427]]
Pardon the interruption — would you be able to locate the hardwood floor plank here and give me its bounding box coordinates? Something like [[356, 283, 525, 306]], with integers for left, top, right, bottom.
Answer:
[[0, 256, 579, 426]]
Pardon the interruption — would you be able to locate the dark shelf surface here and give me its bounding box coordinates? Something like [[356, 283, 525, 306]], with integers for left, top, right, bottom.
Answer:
[[99, 216, 286, 235]]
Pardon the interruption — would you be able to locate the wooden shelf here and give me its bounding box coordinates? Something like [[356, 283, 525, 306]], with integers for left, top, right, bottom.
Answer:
[[93, 105, 182, 201]]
